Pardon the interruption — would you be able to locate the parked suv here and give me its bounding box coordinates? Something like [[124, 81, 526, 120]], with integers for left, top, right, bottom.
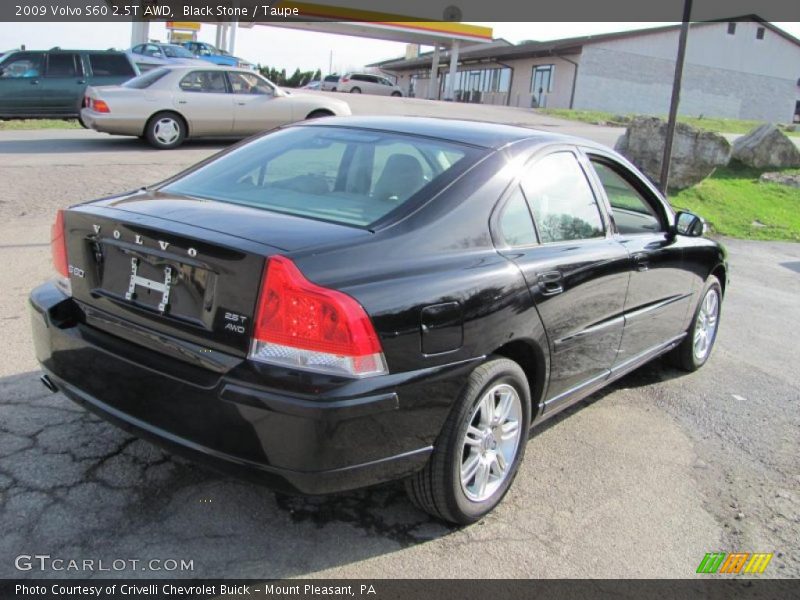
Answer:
[[0, 48, 138, 119], [337, 73, 403, 96]]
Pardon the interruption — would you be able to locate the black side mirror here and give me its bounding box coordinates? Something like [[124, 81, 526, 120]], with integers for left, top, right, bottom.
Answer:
[[674, 211, 706, 237]]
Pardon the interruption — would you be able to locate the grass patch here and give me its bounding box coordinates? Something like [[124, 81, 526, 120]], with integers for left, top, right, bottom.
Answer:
[[0, 119, 81, 130], [539, 108, 799, 137], [669, 164, 800, 242]]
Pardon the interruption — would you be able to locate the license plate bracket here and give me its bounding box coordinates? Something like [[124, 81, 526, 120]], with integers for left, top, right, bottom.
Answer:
[[125, 257, 173, 314]]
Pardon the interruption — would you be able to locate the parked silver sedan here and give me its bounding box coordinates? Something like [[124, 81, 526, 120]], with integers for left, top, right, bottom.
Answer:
[[80, 66, 352, 149]]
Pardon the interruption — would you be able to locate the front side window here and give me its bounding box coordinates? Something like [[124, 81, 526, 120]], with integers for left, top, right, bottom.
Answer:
[[499, 186, 537, 247], [46, 53, 80, 77], [162, 126, 477, 227], [521, 152, 604, 243], [179, 70, 228, 93], [0, 53, 43, 78], [590, 159, 664, 234], [228, 72, 273, 95]]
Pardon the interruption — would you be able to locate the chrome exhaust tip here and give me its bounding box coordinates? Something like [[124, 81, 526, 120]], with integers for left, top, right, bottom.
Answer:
[[40, 374, 58, 393]]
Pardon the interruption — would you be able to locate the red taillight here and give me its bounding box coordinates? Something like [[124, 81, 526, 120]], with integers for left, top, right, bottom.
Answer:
[[341, 77, 350, 82], [249, 256, 387, 377], [92, 99, 110, 113], [50, 209, 69, 278]]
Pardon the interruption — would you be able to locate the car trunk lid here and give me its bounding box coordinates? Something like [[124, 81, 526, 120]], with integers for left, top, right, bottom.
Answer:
[[63, 194, 370, 359]]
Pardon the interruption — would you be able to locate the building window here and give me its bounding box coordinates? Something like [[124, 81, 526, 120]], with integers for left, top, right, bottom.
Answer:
[[441, 66, 512, 103], [727, 22, 736, 35], [531, 64, 555, 108], [756, 27, 765, 40]]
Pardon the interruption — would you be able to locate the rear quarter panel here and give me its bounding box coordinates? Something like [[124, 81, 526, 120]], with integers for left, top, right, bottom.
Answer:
[[289, 147, 550, 390]]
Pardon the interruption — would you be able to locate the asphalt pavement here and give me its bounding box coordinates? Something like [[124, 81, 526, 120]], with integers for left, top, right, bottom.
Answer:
[[0, 99, 797, 579]]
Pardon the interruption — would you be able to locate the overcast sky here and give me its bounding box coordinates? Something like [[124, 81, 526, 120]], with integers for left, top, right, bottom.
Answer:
[[1, 21, 799, 73]]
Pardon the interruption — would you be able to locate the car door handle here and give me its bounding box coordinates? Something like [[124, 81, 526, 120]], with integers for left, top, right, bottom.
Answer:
[[537, 271, 564, 296], [632, 252, 650, 271], [77, 80, 86, 84], [30, 79, 39, 85], [177, 100, 187, 104]]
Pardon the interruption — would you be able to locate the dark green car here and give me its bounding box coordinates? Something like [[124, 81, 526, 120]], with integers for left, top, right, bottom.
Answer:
[[0, 49, 138, 119]]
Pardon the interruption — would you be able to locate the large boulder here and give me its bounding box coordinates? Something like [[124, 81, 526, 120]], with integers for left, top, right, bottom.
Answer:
[[732, 124, 800, 169], [759, 171, 800, 188], [614, 117, 731, 189]]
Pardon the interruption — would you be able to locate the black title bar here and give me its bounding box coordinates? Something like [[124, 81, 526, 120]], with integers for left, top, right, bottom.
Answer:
[[1, 0, 800, 23]]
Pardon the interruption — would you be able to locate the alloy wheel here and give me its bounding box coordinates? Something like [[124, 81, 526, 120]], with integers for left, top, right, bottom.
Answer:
[[693, 288, 719, 361], [460, 383, 523, 502]]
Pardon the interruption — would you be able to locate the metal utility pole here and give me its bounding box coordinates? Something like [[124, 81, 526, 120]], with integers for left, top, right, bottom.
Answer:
[[329, 50, 333, 75], [659, 0, 693, 193]]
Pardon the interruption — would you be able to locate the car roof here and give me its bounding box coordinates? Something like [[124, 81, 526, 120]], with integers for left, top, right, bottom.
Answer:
[[299, 116, 591, 150]]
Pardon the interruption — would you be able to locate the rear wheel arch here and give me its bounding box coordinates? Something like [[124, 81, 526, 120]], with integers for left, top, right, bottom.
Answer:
[[493, 339, 548, 418]]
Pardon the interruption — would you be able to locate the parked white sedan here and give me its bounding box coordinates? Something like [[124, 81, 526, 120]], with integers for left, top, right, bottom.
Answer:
[[81, 66, 352, 149]]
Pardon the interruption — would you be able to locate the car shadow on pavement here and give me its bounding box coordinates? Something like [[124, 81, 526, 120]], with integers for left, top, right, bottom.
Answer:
[[0, 370, 457, 579], [0, 358, 683, 578], [529, 356, 685, 439]]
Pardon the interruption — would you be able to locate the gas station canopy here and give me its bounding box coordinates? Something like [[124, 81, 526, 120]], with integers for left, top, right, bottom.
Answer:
[[131, 2, 493, 100]]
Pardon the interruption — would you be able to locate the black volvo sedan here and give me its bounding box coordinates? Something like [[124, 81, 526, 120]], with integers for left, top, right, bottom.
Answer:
[[30, 117, 726, 524]]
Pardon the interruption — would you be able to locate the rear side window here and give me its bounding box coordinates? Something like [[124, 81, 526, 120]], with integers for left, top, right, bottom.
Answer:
[[499, 186, 537, 247], [122, 68, 169, 89], [88, 53, 135, 77], [162, 126, 479, 227], [179, 71, 228, 93], [46, 53, 81, 77], [521, 152, 604, 243], [324, 75, 339, 82], [0, 53, 43, 78]]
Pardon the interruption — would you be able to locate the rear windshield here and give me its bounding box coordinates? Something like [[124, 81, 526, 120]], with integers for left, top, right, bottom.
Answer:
[[161, 126, 479, 227], [122, 67, 168, 88]]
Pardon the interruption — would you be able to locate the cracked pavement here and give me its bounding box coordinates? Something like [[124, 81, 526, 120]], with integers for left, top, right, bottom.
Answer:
[[0, 102, 798, 579]]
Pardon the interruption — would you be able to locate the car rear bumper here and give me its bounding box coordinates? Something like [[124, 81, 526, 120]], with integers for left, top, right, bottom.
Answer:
[[80, 108, 144, 136], [29, 282, 477, 494]]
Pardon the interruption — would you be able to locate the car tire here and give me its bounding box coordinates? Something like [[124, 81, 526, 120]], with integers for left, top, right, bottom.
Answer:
[[145, 112, 187, 150], [350, 87, 361, 93], [672, 275, 722, 372], [391, 91, 402, 97], [405, 356, 531, 524], [305, 109, 333, 120]]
